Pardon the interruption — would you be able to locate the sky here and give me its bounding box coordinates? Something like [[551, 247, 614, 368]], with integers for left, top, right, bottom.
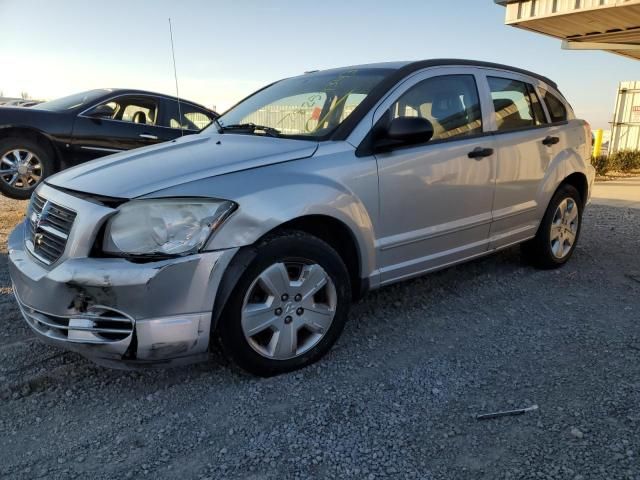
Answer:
[[0, 0, 637, 130]]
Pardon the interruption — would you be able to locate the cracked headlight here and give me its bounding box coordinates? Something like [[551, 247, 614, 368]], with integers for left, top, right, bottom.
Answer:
[[103, 199, 236, 257]]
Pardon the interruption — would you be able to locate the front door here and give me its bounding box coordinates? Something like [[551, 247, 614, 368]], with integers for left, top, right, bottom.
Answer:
[[70, 95, 176, 165], [374, 70, 496, 285]]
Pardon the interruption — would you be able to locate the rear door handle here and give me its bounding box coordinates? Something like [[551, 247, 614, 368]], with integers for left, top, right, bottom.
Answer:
[[468, 147, 494, 160], [542, 136, 560, 146], [139, 133, 158, 140]]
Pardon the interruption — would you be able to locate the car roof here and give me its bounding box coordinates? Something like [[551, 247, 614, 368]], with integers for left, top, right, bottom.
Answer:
[[313, 59, 557, 89], [329, 59, 559, 141], [100, 88, 215, 113]]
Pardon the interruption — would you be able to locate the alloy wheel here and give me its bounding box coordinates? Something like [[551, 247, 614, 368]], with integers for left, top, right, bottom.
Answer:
[[241, 261, 337, 360], [0, 149, 43, 190], [550, 197, 579, 259]]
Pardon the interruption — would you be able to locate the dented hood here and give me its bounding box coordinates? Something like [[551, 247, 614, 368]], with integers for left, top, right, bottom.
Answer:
[[47, 133, 318, 198]]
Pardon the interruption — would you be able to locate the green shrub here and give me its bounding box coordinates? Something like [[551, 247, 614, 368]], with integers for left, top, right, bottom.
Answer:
[[611, 150, 640, 172], [591, 150, 640, 176], [591, 155, 614, 176]]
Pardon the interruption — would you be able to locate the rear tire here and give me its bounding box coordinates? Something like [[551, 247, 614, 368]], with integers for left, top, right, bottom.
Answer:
[[522, 184, 583, 269], [0, 137, 54, 200], [217, 230, 351, 377]]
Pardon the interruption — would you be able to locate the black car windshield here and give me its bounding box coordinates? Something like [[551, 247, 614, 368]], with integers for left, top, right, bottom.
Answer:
[[34, 89, 111, 112], [213, 68, 393, 140]]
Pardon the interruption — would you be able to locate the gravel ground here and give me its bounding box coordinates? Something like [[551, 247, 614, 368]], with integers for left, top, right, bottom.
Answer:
[[0, 195, 639, 480]]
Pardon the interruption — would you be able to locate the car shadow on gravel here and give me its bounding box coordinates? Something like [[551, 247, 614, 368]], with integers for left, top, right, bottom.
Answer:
[[0, 241, 529, 406]]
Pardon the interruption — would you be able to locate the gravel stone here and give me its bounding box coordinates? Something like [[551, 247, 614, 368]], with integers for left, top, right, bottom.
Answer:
[[571, 427, 585, 439], [0, 199, 639, 479]]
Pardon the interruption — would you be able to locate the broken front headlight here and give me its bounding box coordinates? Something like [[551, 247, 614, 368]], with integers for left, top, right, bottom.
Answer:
[[103, 198, 236, 257]]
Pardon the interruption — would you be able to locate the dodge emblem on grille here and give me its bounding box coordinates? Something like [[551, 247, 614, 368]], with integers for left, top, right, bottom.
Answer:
[[31, 200, 49, 230], [34, 233, 44, 246]]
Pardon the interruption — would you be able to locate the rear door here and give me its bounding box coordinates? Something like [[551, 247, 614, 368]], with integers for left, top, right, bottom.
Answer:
[[70, 95, 169, 164], [373, 68, 497, 284], [481, 71, 555, 250]]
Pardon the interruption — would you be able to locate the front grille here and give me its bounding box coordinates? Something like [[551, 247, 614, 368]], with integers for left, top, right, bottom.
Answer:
[[25, 193, 76, 265], [19, 303, 135, 344]]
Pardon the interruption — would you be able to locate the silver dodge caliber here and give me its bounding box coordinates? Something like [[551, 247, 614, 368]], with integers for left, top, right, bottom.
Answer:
[[9, 60, 595, 376]]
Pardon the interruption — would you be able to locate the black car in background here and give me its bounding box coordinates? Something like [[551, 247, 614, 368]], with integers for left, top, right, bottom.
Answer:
[[0, 89, 217, 199]]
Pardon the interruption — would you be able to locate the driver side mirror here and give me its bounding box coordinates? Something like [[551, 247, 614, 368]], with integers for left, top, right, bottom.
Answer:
[[86, 104, 115, 119], [373, 116, 435, 152], [387, 117, 434, 143]]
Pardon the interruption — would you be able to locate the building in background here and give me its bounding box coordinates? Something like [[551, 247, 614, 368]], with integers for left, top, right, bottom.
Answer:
[[496, 0, 640, 153], [495, 0, 640, 60], [610, 81, 640, 153]]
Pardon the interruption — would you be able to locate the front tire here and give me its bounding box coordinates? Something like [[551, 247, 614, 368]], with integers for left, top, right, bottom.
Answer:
[[0, 137, 54, 200], [217, 231, 352, 377], [522, 184, 583, 269]]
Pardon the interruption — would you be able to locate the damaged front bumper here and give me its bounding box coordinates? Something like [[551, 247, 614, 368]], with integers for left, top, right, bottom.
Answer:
[[8, 184, 238, 368]]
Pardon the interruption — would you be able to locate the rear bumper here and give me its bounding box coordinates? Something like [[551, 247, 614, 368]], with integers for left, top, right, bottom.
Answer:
[[9, 220, 238, 368]]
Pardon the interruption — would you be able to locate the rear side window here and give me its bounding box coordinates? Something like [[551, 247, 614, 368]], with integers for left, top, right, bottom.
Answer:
[[540, 88, 568, 123], [391, 74, 483, 142], [488, 77, 547, 132], [164, 101, 214, 131], [527, 85, 548, 126]]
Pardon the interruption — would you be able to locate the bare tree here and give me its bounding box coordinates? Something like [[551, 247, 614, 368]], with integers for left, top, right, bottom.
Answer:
[[20, 91, 30, 100]]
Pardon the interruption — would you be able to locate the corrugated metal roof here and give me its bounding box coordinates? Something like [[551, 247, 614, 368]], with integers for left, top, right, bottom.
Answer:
[[497, 0, 640, 60]]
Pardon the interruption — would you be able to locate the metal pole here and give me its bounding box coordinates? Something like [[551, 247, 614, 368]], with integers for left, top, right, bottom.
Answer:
[[593, 129, 604, 157], [169, 18, 183, 137]]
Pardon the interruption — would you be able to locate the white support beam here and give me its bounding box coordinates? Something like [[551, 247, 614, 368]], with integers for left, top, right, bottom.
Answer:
[[562, 40, 640, 51]]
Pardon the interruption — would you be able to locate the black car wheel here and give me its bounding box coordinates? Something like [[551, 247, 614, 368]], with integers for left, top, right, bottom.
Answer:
[[0, 137, 53, 200], [217, 230, 352, 377]]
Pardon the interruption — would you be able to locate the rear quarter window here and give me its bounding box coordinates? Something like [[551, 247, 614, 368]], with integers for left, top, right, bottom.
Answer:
[[540, 88, 571, 123]]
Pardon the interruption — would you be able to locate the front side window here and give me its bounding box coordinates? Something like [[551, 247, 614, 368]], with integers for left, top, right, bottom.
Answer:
[[488, 77, 546, 132], [540, 88, 568, 123], [391, 74, 483, 142], [90, 96, 159, 125], [214, 68, 392, 139], [121, 103, 156, 125]]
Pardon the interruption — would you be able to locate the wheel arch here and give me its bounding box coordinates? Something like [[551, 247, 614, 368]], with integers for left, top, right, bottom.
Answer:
[[272, 215, 365, 300], [0, 126, 61, 170], [560, 171, 589, 207], [210, 214, 368, 337]]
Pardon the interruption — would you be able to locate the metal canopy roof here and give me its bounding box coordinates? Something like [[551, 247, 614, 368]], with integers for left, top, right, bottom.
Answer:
[[495, 0, 640, 61]]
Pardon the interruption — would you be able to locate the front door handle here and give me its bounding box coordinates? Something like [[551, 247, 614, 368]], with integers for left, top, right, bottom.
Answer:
[[468, 147, 494, 160], [542, 136, 560, 146], [139, 133, 158, 140]]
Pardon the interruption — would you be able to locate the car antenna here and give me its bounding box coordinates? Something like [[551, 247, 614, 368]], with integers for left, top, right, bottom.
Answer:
[[168, 18, 184, 137]]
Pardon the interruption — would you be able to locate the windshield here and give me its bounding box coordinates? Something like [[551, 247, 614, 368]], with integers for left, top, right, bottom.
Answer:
[[214, 68, 392, 140], [34, 89, 111, 112]]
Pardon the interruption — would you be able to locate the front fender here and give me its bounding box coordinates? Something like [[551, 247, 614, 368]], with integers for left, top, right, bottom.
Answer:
[[0, 120, 72, 167], [143, 145, 380, 284]]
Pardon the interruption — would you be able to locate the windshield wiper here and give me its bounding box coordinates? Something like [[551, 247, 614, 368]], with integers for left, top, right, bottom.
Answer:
[[218, 123, 281, 137]]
